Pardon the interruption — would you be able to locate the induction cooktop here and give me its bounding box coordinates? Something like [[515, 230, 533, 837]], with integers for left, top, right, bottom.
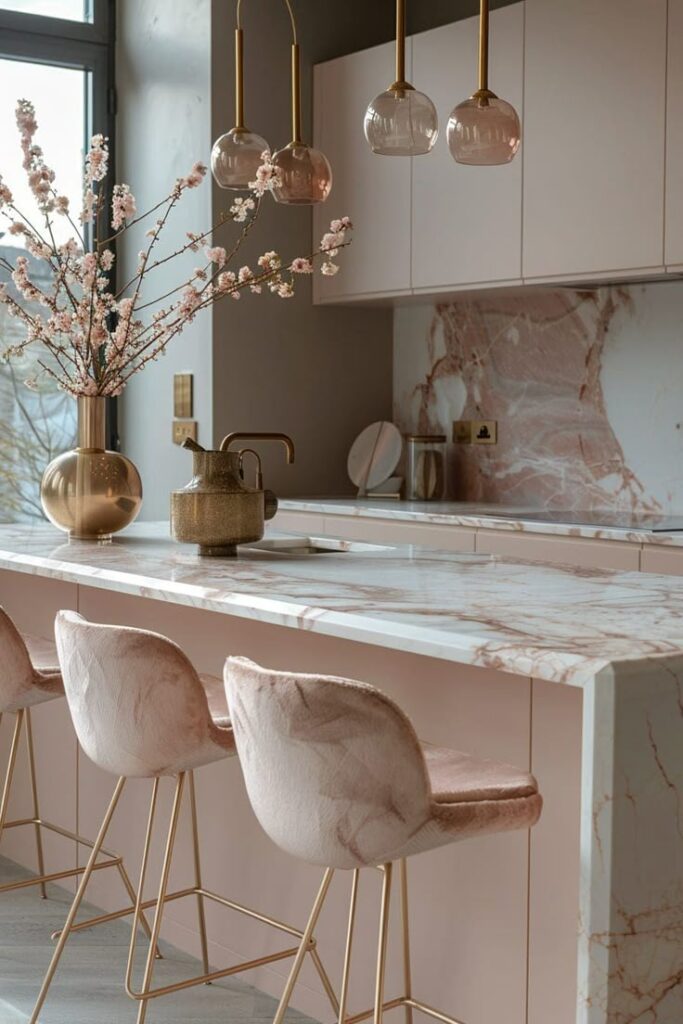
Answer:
[[489, 510, 683, 532]]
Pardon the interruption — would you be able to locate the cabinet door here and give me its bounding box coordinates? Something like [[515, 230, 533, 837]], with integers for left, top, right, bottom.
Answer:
[[523, 0, 667, 281], [411, 5, 524, 291], [666, 0, 683, 268], [313, 42, 412, 302]]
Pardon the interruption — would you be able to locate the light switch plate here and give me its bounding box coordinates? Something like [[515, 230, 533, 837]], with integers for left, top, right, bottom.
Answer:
[[452, 420, 472, 444], [172, 420, 198, 446], [472, 420, 498, 445], [173, 373, 193, 419]]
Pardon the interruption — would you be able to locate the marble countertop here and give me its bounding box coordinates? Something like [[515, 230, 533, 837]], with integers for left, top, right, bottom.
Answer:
[[279, 497, 683, 546], [1, 521, 683, 689]]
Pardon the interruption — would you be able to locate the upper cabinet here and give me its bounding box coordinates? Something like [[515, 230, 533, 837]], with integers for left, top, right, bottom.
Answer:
[[313, 0, 674, 304], [411, 5, 524, 292], [666, 0, 683, 268], [523, 0, 667, 281], [313, 41, 412, 303]]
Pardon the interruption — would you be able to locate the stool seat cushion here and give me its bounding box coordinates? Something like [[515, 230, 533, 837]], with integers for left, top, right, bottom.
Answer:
[[225, 657, 542, 869], [423, 744, 538, 803], [0, 608, 64, 714]]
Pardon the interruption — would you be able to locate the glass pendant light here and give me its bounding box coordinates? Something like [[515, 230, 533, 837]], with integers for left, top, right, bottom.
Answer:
[[364, 0, 438, 157], [211, 2, 270, 190], [272, 3, 333, 206], [447, 0, 521, 166]]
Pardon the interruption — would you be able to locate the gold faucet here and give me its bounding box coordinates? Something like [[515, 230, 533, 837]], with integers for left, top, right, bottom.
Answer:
[[219, 432, 296, 466]]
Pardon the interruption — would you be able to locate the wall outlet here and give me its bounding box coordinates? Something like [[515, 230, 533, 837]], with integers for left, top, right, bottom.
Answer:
[[472, 420, 498, 445], [172, 420, 198, 446], [452, 420, 472, 444]]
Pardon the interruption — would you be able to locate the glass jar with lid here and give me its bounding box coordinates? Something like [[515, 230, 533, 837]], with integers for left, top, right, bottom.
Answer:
[[405, 434, 447, 501]]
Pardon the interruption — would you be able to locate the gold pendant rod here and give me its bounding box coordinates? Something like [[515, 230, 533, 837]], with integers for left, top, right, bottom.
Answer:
[[235, 28, 245, 128], [395, 0, 407, 86], [291, 43, 302, 143], [478, 0, 490, 93]]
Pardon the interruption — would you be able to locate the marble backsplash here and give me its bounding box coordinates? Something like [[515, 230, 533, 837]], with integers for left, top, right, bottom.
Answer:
[[394, 283, 683, 512]]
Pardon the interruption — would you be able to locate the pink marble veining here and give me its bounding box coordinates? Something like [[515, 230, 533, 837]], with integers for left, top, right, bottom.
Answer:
[[394, 290, 668, 513]]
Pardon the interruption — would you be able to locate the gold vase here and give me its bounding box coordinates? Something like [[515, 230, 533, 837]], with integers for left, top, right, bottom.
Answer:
[[40, 396, 143, 541]]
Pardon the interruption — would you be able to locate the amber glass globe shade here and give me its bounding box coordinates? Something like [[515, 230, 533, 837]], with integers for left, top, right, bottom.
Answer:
[[211, 128, 271, 190], [364, 87, 438, 156], [447, 93, 521, 166], [271, 143, 333, 205]]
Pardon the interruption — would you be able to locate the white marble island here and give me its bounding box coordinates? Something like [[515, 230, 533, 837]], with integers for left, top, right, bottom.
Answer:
[[0, 521, 681, 1024]]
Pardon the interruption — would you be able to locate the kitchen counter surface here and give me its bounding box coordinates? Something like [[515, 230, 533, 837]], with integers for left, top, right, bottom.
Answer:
[[279, 497, 683, 546], [2, 520, 683, 688]]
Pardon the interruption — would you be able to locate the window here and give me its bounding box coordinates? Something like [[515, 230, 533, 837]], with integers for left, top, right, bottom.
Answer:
[[0, 1, 91, 22], [0, 1, 114, 521]]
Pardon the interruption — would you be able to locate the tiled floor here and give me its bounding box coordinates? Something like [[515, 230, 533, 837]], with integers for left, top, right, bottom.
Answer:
[[0, 855, 315, 1024]]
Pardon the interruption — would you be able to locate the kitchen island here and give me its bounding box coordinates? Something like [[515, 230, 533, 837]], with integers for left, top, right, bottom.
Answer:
[[0, 521, 681, 1024]]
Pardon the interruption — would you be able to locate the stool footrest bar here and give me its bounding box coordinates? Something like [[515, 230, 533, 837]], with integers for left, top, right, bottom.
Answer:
[[344, 997, 466, 1024], [126, 942, 311, 1002]]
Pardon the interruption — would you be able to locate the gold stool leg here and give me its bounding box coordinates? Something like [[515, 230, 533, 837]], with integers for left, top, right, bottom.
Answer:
[[135, 772, 186, 1024], [272, 867, 335, 1024], [25, 708, 47, 899], [189, 770, 210, 978], [374, 863, 394, 1024], [125, 776, 162, 1003], [399, 859, 413, 1024], [338, 868, 360, 1024], [28, 776, 127, 1024], [0, 710, 24, 836]]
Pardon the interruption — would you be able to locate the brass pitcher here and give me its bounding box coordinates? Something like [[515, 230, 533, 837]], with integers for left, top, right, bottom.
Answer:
[[171, 433, 294, 556]]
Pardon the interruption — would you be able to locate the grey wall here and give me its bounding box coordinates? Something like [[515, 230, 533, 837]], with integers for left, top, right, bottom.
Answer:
[[117, 0, 213, 519]]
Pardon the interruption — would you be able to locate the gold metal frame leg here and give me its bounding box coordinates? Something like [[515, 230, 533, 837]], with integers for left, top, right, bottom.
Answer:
[[0, 710, 24, 837], [339, 869, 360, 1024], [400, 859, 413, 1024], [28, 776, 127, 1024], [189, 770, 210, 978], [374, 863, 393, 1024], [25, 708, 47, 899], [125, 776, 161, 1003], [134, 773, 186, 1024], [272, 867, 335, 1024]]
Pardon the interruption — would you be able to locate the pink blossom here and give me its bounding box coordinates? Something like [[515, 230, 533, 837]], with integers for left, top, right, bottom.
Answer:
[[277, 282, 294, 298], [55, 195, 70, 214], [320, 231, 344, 255], [291, 257, 313, 274], [8, 222, 25, 236], [249, 154, 281, 196], [111, 183, 136, 230], [217, 271, 237, 293], [181, 162, 207, 189], [321, 261, 339, 276], [85, 134, 109, 185], [330, 217, 352, 232], [0, 177, 13, 207], [258, 251, 281, 272], [205, 246, 227, 267], [186, 232, 202, 252], [100, 249, 115, 271], [230, 196, 256, 222]]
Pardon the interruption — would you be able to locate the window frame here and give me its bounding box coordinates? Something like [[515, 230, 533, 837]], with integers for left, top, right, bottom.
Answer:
[[0, 0, 118, 446]]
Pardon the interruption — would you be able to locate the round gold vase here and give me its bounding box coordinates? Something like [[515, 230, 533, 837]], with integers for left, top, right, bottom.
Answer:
[[40, 396, 143, 541]]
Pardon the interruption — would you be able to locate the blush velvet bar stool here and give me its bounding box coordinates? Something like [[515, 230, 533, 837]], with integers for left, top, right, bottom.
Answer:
[[0, 606, 147, 920], [225, 657, 543, 1024], [29, 611, 338, 1024]]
